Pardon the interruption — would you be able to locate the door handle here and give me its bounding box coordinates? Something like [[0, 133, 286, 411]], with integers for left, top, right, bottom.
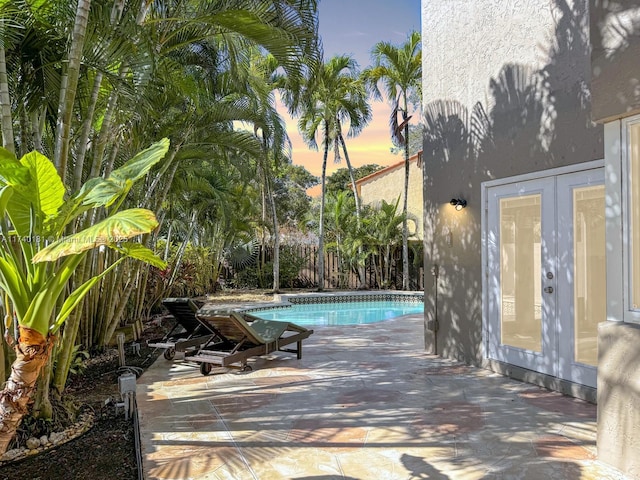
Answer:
[[544, 286, 554, 294]]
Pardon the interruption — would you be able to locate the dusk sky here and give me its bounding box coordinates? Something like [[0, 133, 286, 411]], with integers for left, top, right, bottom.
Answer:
[[284, 0, 422, 191]]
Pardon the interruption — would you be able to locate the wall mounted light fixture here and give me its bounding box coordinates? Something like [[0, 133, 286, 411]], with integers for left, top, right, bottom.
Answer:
[[450, 198, 467, 211]]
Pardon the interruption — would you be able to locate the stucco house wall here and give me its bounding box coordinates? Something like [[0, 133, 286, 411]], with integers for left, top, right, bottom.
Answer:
[[422, 0, 640, 476], [590, 1, 640, 477], [421, 0, 603, 365], [357, 153, 424, 240], [591, 1, 640, 122]]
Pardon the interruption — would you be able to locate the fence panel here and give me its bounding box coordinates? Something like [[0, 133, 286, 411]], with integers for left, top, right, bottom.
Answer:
[[224, 243, 423, 291]]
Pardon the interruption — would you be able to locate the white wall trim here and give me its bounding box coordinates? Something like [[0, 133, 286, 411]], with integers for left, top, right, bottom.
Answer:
[[482, 160, 605, 189], [605, 120, 624, 323], [614, 114, 640, 324]]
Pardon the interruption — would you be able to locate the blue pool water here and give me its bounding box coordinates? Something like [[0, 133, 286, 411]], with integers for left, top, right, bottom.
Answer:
[[248, 300, 424, 326]]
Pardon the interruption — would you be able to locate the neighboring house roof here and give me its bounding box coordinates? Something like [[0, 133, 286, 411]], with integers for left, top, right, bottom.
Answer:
[[354, 150, 423, 196], [355, 151, 424, 240]]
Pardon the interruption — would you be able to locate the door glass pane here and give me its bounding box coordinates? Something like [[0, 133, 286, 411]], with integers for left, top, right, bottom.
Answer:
[[500, 195, 542, 352], [573, 185, 605, 366], [631, 124, 640, 309]]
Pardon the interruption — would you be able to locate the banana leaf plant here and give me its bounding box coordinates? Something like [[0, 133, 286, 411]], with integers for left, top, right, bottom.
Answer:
[[0, 139, 170, 454]]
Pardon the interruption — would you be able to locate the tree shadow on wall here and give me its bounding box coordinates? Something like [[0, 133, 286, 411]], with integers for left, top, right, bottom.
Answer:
[[421, 0, 602, 365]]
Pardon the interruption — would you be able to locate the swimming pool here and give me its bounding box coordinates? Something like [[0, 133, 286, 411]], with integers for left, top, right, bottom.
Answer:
[[246, 295, 424, 327]]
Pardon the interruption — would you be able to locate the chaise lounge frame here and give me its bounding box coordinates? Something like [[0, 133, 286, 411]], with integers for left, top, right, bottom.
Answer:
[[148, 297, 217, 360], [187, 306, 313, 375]]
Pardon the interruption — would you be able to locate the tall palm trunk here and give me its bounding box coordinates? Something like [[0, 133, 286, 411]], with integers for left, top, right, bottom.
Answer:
[[0, 28, 15, 154], [338, 132, 366, 288], [0, 327, 52, 453], [73, 72, 103, 191], [30, 109, 45, 152], [54, 0, 92, 182], [317, 123, 330, 291], [267, 175, 281, 292], [401, 100, 410, 290], [259, 136, 281, 292]]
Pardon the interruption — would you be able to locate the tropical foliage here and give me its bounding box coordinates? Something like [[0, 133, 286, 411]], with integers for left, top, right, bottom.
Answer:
[[325, 164, 383, 197], [363, 30, 422, 290], [291, 54, 371, 289], [0, 141, 168, 453], [0, 0, 424, 456], [0, 0, 321, 454]]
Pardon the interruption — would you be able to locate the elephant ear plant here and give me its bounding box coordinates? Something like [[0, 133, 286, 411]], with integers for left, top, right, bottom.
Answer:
[[0, 139, 169, 454]]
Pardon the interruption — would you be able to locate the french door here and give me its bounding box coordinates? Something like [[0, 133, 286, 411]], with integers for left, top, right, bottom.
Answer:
[[485, 168, 604, 387]]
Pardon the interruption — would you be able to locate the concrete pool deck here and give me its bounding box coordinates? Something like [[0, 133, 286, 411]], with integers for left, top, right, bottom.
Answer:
[[137, 314, 629, 479]]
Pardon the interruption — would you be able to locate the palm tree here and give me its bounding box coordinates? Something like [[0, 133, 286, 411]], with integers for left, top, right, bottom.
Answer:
[[293, 54, 370, 290], [245, 52, 293, 292], [363, 30, 421, 290]]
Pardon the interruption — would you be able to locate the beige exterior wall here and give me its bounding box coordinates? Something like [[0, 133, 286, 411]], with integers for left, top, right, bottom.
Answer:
[[592, 3, 640, 477], [591, 1, 640, 122], [597, 321, 640, 477], [423, 0, 562, 112], [421, 0, 640, 476], [358, 158, 424, 240], [420, 0, 602, 364]]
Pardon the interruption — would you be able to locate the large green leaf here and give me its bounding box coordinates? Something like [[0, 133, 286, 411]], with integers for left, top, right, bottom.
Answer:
[[5, 151, 65, 237], [77, 177, 125, 208], [79, 139, 169, 207], [109, 242, 167, 269], [32, 208, 159, 262], [0, 186, 13, 234], [0, 149, 30, 187], [109, 138, 170, 185], [48, 255, 127, 334], [20, 151, 65, 216]]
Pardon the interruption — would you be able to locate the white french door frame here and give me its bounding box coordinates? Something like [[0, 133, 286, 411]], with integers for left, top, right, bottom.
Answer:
[[481, 160, 604, 386], [486, 176, 557, 375]]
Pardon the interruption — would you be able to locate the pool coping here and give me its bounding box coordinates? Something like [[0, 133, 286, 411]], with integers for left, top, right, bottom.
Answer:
[[199, 290, 424, 317], [244, 290, 423, 314]]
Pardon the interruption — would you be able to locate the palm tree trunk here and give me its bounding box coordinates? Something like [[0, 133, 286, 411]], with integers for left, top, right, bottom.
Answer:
[[73, 72, 103, 191], [267, 176, 281, 292], [103, 140, 120, 177], [0, 327, 52, 454], [260, 137, 281, 293], [166, 211, 197, 289], [30, 109, 44, 152], [54, 0, 92, 183], [164, 222, 174, 261], [88, 89, 117, 179], [72, 0, 126, 190], [338, 132, 366, 288], [259, 164, 268, 286], [144, 144, 181, 209], [104, 278, 135, 348], [0, 32, 15, 154], [401, 103, 410, 291], [18, 104, 29, 157], [317, 125, 330, 291]]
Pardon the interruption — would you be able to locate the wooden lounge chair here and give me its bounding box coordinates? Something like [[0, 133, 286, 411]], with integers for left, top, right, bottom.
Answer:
[[187, 306, 313, 375], [147, 297, 217, 360]]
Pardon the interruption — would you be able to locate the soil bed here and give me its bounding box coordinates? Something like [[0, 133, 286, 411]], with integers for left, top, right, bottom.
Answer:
[[0, 290, 277, 480]]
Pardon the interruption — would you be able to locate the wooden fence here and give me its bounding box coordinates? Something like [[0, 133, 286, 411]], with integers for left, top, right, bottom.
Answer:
[[225, 244, 424, 291]]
